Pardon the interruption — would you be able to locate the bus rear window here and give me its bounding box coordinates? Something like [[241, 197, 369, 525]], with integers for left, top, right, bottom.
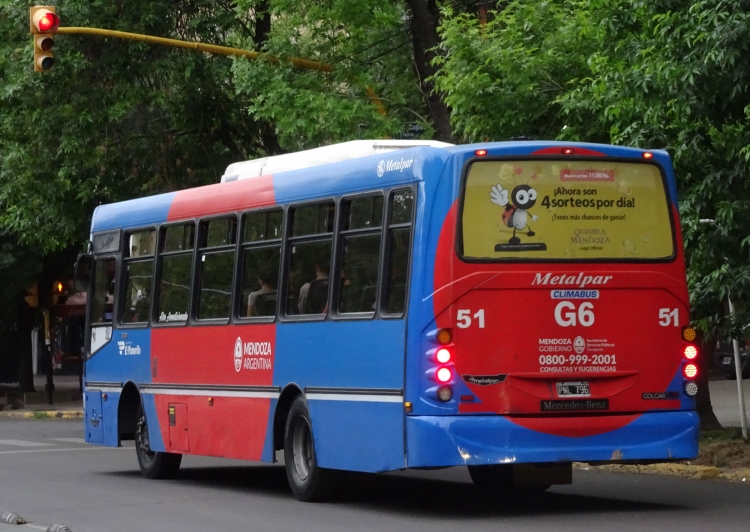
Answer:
[[460, 160, 674, 261]]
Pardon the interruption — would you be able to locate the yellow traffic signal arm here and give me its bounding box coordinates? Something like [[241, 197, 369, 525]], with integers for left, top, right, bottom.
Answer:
[[55, 26, 387, 115], [56, 27, 333, 73]]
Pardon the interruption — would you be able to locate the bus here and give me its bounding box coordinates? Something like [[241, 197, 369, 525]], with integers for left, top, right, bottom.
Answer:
[[75, 139, 700, 501]]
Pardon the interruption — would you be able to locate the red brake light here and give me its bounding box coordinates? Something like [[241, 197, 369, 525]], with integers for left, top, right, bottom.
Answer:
[[38, 13, 60, 32], [643, 152, 654, 159], [475, 149, 487, 157], [684, 345, 698, 360], [562, 148, 574, 155], [435, 348, 451, 364], [683, 363, 698, 379], [436, 367, 452, 383]]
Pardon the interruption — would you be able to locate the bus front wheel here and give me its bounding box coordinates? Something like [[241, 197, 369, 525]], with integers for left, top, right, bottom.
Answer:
[[284, 396, 340, 501], [135, 406, 182, 479]]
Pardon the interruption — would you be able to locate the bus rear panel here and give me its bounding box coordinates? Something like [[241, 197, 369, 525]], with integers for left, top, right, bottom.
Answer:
[[405, 144, 698, 468]]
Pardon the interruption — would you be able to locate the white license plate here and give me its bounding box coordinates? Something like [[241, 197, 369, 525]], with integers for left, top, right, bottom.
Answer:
[[723, 356, 733, 364], [556, 381, 591, 398]]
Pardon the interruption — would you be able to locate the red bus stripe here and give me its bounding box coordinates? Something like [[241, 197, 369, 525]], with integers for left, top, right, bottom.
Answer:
[[167, 175, 276, 221]]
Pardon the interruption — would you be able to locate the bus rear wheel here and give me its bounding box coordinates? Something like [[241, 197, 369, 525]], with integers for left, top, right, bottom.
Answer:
[[283, 396, 340, 501], [135, 406, 182, 479]]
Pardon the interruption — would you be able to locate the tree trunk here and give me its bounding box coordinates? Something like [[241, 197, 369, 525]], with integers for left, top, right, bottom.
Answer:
[[253, 0, 283, 155], [696, 337, 721, 430], [403, 0, 453, 142]]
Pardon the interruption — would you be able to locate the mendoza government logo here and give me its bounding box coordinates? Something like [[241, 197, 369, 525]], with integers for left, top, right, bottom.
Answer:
[[376, 157, 414, 177], [234, 337, 273, 372]]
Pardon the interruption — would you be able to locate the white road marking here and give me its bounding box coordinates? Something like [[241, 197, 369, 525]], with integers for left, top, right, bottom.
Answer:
[[0, 439, 54, 447], [50, 438, 87, 444], [0, 447, 126, 455]]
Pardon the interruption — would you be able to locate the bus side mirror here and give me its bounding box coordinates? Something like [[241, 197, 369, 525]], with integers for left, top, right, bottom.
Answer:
[[74, 254, 93, 292]]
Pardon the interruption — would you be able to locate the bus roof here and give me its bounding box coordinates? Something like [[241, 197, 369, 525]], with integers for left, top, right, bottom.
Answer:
[[221, 140, 453, 182], [91, 140, 673, 234]]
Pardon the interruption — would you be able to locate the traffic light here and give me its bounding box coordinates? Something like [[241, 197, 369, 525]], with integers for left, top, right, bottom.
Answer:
[[30, 6, 59, 72]]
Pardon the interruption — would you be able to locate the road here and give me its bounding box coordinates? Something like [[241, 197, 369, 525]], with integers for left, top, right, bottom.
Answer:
[[0, 419, 748, 532]]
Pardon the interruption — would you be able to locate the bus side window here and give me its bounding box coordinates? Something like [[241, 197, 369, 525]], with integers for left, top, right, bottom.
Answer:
[[384, 189, 413, 315], [91, 258, 116, 324], [120, 229, 156, 324], [338, 195, 383, 314], [240, 209, 283, 318], [286, 202, 335, 316], [197, 217, 237, 320], [155, 223, 194, 324]]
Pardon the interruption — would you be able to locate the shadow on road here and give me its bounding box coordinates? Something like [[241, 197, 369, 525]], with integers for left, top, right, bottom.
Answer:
[[105, 465, 683, 517]]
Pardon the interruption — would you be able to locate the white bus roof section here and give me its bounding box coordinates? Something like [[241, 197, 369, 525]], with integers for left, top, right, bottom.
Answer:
[[220, 139, 453, 182]]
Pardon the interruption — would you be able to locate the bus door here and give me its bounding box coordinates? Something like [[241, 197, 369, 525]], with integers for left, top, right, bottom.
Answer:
[[76, 253, 116, 443], [447, 157, 689, 417]]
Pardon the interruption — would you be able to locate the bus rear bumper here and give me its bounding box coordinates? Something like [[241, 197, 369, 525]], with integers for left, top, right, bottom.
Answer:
[[405, 411, 699, 468]]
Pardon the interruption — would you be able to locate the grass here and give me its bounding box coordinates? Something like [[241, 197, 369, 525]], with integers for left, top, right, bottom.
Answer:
[[694, 428, 750, 468]]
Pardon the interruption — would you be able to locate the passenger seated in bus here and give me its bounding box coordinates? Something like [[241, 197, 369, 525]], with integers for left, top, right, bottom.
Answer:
[[298, 261, 329, 314], [123, 286, 149, 323], [247, 273, 277, 317]]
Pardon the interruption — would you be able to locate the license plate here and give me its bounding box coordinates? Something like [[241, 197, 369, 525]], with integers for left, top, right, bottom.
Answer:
[[556, 381, 590, 397], [723, 356, 733, 365]]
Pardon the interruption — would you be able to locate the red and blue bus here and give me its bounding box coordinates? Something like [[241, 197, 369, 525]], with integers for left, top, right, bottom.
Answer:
[[76, 139, 699, 501]]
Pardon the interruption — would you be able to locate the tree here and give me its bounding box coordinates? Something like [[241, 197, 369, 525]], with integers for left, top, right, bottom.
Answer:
[[231, 0, 435, 150], [0, 0, 275, 253], [435, 0, 750, 428]]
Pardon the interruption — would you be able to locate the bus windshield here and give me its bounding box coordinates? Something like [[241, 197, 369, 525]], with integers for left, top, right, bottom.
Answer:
[[460, 159, 674, 261]]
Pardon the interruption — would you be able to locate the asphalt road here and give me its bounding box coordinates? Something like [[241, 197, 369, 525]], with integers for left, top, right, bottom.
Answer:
[[0, 419, 748, 532]]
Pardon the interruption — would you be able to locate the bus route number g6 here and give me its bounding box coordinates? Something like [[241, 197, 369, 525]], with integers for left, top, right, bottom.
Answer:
[[554, 301, 595, 327]]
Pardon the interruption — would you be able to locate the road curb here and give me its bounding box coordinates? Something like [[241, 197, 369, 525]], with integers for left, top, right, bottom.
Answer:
[[574, 462, 750, 482], [0, 410, 83, 420]]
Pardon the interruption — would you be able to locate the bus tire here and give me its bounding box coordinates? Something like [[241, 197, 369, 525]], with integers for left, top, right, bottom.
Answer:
[[284, 396, 339, 501], [135, 405, 182, 480]]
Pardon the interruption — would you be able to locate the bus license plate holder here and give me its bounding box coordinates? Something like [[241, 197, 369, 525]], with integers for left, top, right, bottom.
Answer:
[[556, 381, 590, 398]]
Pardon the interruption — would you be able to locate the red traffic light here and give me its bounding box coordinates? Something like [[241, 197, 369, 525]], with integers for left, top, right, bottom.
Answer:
[[31, 8, 59, 33], [37, 12, 59, 32]]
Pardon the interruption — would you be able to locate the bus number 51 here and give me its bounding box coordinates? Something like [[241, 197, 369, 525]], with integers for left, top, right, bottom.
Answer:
[[457, 309, 485, 329]]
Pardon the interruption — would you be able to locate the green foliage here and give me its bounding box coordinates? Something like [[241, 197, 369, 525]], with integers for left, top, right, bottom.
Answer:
[[0, 0, 269, 252], [232, 0, 433, 150], [435, 0, 750, 341], [434, 1, 598, 142]]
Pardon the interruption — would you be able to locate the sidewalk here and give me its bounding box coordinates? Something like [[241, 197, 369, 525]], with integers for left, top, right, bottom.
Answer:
[[0, 374, 83, 419]]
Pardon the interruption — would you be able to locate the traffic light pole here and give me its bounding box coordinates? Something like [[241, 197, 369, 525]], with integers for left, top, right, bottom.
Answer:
[[54, 26, 387, 116]]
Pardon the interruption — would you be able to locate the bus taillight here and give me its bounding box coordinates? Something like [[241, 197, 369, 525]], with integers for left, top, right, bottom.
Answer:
[[684, 382, 698, 396], [436, 367, 452, 383], [437, 386, 453, 402], [682, 327, 697, 342], [683, 345, 698, 360], [435, 348, 451, 364], [436, 328, 452, 344], [683, 363, 698, 379]]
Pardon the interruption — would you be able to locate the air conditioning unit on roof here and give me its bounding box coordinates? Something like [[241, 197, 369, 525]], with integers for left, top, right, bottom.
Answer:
[[220, 139, 453, 182]]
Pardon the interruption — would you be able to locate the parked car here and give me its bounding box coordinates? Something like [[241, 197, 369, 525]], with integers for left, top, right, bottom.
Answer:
[[714, 341, 750, 379]]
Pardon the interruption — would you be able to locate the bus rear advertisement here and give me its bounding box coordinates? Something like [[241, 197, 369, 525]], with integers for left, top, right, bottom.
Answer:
[[76, 140, 699, 501]]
